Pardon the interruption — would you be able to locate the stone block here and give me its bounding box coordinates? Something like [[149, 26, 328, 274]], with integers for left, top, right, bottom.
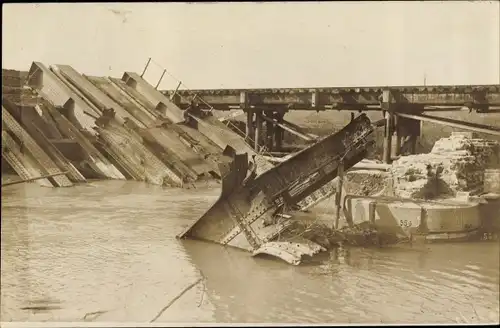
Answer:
[[391, 134, 500, 199]]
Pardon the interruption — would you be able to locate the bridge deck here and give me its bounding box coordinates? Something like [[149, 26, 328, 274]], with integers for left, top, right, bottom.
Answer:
[[162, 84, 500, 111]]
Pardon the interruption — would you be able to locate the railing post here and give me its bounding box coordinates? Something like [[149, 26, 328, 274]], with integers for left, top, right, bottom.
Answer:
[[381, 89, 395, 164], [334, 160, 345, 230], [170, 81, 182, 101], [140, 57, 151, 78], [155, 69, 167, 90]]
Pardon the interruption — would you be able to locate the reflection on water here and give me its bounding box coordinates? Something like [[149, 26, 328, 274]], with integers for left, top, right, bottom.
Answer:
[[1, 180, 499, 324]]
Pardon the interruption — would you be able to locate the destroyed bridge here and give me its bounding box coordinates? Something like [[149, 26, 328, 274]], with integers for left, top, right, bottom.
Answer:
[[2, 60, 500, 263], [166, 82, 500, 164]]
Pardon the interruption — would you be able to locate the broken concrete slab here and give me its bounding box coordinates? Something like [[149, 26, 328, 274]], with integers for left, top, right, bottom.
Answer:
[[26, 62, 99, 134], [3, 99, 86, 183], [122, 72, 185, 124], [2, 108, 73, 187], [53, 65, 147, 128], [2, 131, 54, 188], [45, 105, 125, 180], [86, 76, 157, 127], [96, 118, 184, 187]]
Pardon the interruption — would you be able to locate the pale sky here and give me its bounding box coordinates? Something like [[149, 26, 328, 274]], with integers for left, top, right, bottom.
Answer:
[[2, 2, 499, 90]]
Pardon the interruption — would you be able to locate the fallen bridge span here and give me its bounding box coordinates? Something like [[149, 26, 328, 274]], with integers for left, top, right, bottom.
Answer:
[[177, 113, 375, 265]]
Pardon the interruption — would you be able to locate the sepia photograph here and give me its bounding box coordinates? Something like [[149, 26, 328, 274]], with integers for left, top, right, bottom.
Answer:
[[1, 1, 499, 326]]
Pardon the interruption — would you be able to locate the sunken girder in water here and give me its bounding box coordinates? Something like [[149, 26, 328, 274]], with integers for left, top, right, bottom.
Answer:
[[178, 113, 375, 265]]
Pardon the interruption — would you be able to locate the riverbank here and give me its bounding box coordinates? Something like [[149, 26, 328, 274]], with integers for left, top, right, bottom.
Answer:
[[274, 132, 500, 250]]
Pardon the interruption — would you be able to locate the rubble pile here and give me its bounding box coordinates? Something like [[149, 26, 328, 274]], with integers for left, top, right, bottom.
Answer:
[[391, 133, 500, 199], [278, 220, 400, 250], [343, 170, 392, 197]]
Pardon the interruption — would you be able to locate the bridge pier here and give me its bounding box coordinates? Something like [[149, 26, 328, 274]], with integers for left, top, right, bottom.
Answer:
[[274, 112, 284, 152], [247, 109, 285, 153], [382, 111, 395, 164], [265, 114, 274, 152], [391, 116, 402, 158], [397, 115, 421, 156], [254, 111, 263, 151], [408, 135, 417, 154], [245, 109, 255, 145]]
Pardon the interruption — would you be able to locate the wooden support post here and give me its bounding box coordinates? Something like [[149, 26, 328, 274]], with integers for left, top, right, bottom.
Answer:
[[408, 134, 417, 154], [265, 115, 274, 152], [383, 111, 394, 164], [334, 161, 345, 230], [392, 116, 401, 159], [382, 89, 395, 164], [409, 118, 421, 155], [274, 112, 284, 152], [254, 111, 263, 152], [393, 134, 402, 158], [246, 109, 255, 145], [242, 92, 255, 145], [395, 114, 420, 156]]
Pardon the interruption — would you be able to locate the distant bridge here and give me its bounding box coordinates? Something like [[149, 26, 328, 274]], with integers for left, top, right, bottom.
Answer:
[[162, 83, 500, 164], [163, 85, 500, 112]]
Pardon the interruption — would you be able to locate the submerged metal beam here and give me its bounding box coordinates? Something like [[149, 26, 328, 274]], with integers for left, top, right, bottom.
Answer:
[[178, 114, 375, 265]]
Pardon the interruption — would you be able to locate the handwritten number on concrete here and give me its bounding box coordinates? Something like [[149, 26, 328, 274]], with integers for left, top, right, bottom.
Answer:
[[399, 220, 413, 227]]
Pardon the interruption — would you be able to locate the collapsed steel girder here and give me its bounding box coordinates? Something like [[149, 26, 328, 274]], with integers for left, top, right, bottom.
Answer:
[[178, 114, 375, 265]]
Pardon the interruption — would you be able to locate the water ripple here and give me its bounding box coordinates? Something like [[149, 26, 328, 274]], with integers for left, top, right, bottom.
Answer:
[[1, 181, 499, 324]]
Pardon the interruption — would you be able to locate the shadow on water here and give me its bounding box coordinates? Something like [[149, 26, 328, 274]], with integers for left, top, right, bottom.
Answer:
[[19, 297, 63, 313]]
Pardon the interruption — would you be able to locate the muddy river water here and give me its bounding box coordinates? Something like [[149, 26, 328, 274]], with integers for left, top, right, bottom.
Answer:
[[1, 180, 499, 324]]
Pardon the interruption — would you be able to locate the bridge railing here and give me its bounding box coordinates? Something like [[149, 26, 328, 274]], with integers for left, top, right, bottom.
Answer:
[[138, 57, 278, 157]]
